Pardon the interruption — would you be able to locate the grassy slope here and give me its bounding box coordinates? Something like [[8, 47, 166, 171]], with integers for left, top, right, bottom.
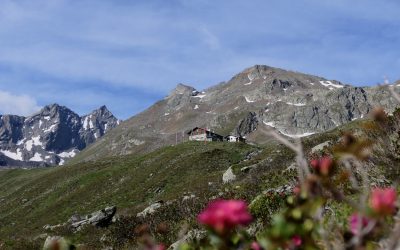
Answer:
[[0, 142, 258, 243], [1, 117, 398, 249]]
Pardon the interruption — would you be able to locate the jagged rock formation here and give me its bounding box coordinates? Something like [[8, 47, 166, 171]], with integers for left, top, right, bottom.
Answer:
[[70, 65, 400, 163], [0, 104, 120, 167], [235, 112, 259, 137]]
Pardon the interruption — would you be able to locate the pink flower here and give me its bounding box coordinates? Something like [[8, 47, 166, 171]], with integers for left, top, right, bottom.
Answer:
[[291, 235, 302, 247], [349, 213, 370, 235], [370, 188, 397, 215], [293, 186, 301, 195], [251, 241, 262, 250], [198, 200, 252, 234], [310, 157, 333, 176]]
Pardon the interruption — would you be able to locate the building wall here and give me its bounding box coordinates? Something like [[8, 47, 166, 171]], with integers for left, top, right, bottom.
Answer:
[[227, 136, 238, 142], [188, 129, 223, 142], [189, 134, 209, 141]]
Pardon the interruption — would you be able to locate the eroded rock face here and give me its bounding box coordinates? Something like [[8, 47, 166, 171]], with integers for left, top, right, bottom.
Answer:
[[235, 112, 259, 137], [0, 104, 120, 168]]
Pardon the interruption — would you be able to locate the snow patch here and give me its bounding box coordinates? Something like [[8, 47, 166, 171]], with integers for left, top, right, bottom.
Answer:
[[193, 94, 206, 99], [43, 116, 51, 121], [263, 121, 315, 138], [58, 150, 78, 158], [83, 116, 90, 130], [89, 117, 94, 129], [44, 124, 57, 133], [280, 132, 316, 138], [319, 81, 344, 89], [16, 139, 25, 145], [263, 121, 276, 127], [194, 105, 199, 110], [244, 96, 255, 103], [29, 153, 43, 162], [248, 73, 256, 81], [164, 113, 170, 116], [286, 102, 306, 106], [0, 149, 23, 161], [25, 136, 42, 151]]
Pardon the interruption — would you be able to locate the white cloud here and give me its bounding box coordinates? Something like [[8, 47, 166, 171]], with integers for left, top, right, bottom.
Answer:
[[0, 90, 41, 116]]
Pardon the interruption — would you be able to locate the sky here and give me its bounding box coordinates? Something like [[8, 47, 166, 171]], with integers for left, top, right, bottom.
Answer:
[[0, 0, 399, 119]]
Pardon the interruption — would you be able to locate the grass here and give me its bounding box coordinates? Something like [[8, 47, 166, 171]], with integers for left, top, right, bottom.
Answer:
[[0, 141, 258, 248], [1, 117, 399, 249]]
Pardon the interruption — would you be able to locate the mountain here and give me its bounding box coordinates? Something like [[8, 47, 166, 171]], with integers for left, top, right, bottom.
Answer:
[[72, 65, 399, 163], [1, 112, 400, 248], [0, 104, 120, 168]]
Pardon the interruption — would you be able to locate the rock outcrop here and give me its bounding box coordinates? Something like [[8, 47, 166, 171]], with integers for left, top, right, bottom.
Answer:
[[235, 112, 259, 137], [44, 206, 117, 232], [70, 206, 117, 230]]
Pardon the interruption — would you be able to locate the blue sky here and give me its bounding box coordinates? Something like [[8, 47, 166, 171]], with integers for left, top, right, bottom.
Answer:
[[0, 0, 399, 119]]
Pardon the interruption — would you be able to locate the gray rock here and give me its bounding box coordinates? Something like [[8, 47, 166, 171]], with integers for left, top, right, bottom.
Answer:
[[222, 167, 236, 183], [235, 112, 259, 137], [168, 230, 206, 250], [137, 201, 163, 217], [71, 206, 117, 230], [311, 141, 331, 153]]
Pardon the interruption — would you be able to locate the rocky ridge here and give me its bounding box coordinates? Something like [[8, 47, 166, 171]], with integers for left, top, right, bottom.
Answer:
[[73, 65, 399, 163], [0, 104, 120, 167]]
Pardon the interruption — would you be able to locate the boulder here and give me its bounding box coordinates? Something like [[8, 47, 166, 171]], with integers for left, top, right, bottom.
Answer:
[[222, 167, 236, 183], [311, 141, 331, 154], [70, 206, 116, 230], [168, 230, 206, 250], [137, 201, 164, 217]]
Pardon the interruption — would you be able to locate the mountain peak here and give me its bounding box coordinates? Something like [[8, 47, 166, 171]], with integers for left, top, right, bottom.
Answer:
[[93, 105, 111, 114], [168, 83, 196, 98], [0, 104, 120, 168]]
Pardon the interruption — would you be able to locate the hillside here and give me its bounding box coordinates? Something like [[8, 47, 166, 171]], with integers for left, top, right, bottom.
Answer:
[[71, 65, 399, 164], [2, 110, 400, 248], [0, 141, 260, 248]]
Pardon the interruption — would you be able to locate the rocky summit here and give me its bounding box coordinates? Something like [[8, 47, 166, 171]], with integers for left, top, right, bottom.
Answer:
[[0, 104, 120, 168], [73, 65, 399, 163]]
